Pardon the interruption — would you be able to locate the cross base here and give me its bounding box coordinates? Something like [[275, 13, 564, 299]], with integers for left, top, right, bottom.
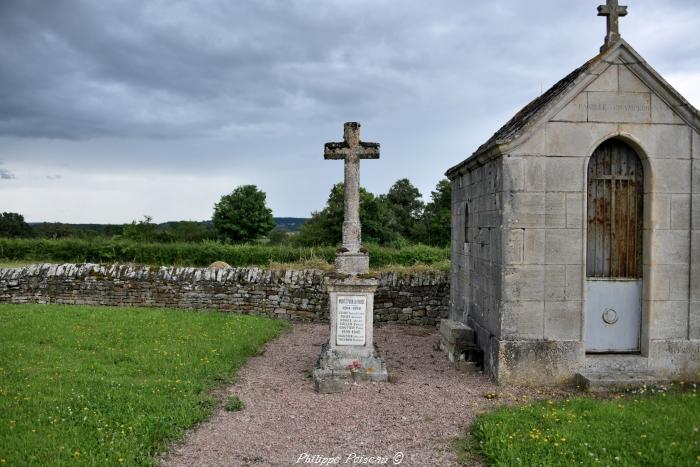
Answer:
[[335, 252, 369, 275], [313, 343, 389, 393]]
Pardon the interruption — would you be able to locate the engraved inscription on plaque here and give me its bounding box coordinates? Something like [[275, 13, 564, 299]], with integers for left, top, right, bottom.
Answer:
[[336, 295, 366, 346], [585, 93, 651, 123]]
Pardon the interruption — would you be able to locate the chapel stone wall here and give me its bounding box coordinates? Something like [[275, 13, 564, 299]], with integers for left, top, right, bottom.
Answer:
[[450, 157, 503, 374]]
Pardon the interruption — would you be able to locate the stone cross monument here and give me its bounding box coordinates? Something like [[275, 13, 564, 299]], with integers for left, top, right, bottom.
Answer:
[[598, 0, 628, 52], [323, 122, 380, 275], [313, 122, 389, 393]]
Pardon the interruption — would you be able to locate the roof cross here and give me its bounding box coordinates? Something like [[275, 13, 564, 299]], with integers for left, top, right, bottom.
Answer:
[[598, 0, 628, 51]]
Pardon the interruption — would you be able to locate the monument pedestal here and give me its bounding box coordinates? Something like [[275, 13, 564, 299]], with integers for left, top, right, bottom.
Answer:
[[313, 274, 389, 394]]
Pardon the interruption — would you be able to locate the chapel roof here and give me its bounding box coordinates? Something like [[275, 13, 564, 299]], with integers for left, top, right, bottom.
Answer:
[[445, 38, 700, 178]]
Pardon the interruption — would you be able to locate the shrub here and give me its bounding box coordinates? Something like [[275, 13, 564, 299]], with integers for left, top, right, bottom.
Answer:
[[0, 238, 449, 268], [224, 395, 245, 412]]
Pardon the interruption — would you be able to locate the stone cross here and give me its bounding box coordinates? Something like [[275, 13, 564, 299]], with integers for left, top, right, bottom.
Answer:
[[598, 0, 628, 51], [324, 122, 380, 255]]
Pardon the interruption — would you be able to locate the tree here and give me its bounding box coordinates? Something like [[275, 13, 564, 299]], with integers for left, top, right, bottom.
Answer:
[[382, 178, 424, 240], [212, 185, 275, 243], [294, 183, 398, 246], [122, 215, 158, 242], [413, 179, 451, 247], [0, 212, 32, 238]]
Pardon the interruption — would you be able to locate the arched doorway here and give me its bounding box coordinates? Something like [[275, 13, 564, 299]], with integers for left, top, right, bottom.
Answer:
[[585, 139, 644, 353]]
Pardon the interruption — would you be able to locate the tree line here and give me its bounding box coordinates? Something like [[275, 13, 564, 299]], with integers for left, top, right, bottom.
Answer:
[[293, 178, 451, 247], [0, 178, 451, 247]]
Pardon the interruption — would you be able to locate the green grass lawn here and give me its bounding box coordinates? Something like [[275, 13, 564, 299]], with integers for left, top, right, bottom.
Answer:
[[0, 304, 287, 466], [463, 390, 700, 466]]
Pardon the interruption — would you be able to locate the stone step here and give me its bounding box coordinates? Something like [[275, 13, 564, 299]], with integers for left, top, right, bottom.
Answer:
[[439, 319, 474, 345], [575, 370, 666, 392], [584, 354, 649, 373]]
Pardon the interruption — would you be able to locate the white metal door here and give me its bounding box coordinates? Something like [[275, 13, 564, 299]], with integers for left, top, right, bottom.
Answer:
[[586, 280, 641, 352]]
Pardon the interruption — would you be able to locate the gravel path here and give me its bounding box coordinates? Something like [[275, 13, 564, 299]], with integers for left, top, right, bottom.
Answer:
[[162, 323, 562, 466]]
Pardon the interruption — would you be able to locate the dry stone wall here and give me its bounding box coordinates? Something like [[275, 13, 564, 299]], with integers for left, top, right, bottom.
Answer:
[[0, 264, 449, 325]]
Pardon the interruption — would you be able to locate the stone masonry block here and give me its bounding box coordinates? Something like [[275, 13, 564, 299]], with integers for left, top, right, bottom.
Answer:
[[691, 232, 700, 301], [544, 301, 581, 340], [693, 195, 700, 231], [501, 301, 544, 339], [652, 230, 690, 265], [566, 193, 584, 229], [645, 193, 670, 230], [505, 192, 545, 228], [524, 157, 546, 191], [545, 229, 583, 265], [511, 127, 546, 157], [586, 64, 618, 92], [619, 66, 648, 93], [644, 265, 668, 302], [523, 229, 545, 264], [546, 122, 618, 158], [649, 301, 688, 340], [652, 159, 692, 194], [544, 265, 566, 301], [503, 229, 523, 265], [503, 156, 523, 192], [691, 302, 700, 340], [503, 266, 544, 301], [545, 192, 566, 228], [621, 124, 691, 159], [588, 92, 651, 124], [649, 264, 689, 302], [671, 194, 690, 230], [546, 157, 584, 192], [651, 94, 684, 125], [553, 93, 587, 122], [565, 265, 583, 300], [668, 264, 690, 301], [694, 131, 700, 160]]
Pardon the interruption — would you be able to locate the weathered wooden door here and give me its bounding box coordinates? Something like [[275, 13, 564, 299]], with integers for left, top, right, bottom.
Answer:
[[585, 139, 643, 352]]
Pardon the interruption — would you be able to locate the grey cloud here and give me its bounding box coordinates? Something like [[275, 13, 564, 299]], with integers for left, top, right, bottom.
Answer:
[[7, 0, 697, 141], [46, 174, 62, 180], [0, 168, 16, 179]]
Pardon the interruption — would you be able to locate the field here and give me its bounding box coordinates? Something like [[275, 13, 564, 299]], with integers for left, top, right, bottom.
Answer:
[[463, 390, 700, 466], [0, 238, 449, 270], [0, 304, 287, 466]]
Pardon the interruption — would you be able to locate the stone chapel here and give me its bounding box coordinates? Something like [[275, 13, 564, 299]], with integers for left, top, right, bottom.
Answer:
[[442, 1, 700, 386]]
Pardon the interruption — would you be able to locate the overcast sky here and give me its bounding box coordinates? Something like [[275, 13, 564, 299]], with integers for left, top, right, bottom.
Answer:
[[1, 0, 698, 223]]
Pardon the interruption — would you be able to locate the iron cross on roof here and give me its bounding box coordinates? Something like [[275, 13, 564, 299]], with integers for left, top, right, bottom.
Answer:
[[324, 122, 380, 254], [598, 0, 628, 51]]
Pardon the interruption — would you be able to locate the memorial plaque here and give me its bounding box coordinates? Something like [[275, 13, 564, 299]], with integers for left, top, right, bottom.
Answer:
[[336, 295, 366, 346]]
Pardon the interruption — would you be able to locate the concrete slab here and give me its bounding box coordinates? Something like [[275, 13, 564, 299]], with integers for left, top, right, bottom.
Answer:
[[575, 370, 666, 393]]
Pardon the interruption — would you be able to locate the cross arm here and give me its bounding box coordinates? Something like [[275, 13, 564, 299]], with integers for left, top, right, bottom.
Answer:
[[598, 4, 627, 16], [324, 142, 381, 160], [357, 142, 380, 159]]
